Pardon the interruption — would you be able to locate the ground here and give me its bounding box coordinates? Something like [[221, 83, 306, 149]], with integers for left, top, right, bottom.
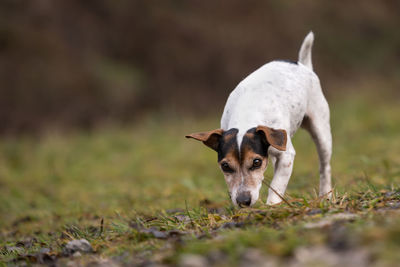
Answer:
[[1, 88, 400, 266]]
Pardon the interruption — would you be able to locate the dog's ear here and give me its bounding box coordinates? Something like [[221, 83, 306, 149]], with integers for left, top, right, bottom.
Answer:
[[256, 126, 287, 151], [185, 129, 224, 151]]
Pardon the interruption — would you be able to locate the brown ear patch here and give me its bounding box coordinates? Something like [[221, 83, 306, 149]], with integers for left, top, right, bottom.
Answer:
[[256, 126, 287, 151], [185, 129, 224, 151]]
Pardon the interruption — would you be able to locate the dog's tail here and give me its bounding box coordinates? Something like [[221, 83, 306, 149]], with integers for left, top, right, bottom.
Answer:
[[298, 31, 314, 70]]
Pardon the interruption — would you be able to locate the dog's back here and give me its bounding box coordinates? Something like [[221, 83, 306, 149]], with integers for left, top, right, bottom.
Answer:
[[221, 32, 320, 138]]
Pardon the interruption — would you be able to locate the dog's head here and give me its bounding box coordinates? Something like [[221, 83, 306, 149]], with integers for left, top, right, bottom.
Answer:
[[186, 126, 287, 207]]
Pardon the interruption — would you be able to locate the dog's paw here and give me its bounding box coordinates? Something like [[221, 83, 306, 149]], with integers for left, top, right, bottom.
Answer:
[[266, 195, 283, 205]]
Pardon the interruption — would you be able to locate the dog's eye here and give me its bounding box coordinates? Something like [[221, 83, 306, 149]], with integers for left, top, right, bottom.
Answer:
[[253, 159, 262, 167], [221, 162, 234, 173], [250, 159, 262, 170]]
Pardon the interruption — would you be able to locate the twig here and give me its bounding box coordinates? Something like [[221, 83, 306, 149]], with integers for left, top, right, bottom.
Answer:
[[262, 180, 293, 207], [99, 218, 104, 237]]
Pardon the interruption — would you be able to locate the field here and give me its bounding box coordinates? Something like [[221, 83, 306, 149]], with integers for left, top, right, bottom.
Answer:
[[1, 88, 400, 266]]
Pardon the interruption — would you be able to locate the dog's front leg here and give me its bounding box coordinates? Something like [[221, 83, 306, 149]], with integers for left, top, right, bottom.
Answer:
[[266, 140, 296, 205]]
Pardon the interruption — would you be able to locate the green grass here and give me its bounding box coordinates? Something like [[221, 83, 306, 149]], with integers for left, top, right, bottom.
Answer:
[[1, 90, 400, 266]]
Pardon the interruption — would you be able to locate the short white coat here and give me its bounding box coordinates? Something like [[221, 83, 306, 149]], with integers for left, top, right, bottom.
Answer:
[[220, 32, 332, 205]]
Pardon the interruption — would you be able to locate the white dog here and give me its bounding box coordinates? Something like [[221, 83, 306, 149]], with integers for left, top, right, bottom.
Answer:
[[187, 32, 332, 207]]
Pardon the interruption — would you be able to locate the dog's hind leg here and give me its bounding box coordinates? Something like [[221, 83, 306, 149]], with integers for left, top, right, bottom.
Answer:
[[302, 91, 332, 199]]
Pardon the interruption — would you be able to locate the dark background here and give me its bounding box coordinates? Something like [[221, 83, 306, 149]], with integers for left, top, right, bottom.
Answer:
[[1, 0, 399, 133]]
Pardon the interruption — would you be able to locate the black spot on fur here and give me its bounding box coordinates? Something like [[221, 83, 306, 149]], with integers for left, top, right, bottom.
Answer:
[[217, 128, 239, 162], [240, 128, 269, 159], [275, 59, 298, 65]]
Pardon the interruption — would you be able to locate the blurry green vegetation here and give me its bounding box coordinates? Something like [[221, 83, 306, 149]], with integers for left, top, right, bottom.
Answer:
[[1, 90, 400, 265]]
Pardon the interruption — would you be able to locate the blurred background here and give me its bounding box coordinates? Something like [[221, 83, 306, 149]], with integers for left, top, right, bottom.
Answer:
[[2, 2, 400, 264], [1, 0, 399, 134]]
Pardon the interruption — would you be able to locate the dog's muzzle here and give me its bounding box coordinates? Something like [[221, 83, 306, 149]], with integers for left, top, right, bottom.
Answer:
[[236, 191, 252, 207]]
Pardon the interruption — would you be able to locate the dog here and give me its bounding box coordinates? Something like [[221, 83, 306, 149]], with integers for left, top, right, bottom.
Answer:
[[186, 32, 332, 207]]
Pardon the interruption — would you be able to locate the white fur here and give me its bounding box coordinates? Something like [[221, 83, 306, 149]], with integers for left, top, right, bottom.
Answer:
[[221, 32, 332, 205], [298, 32, 314, 70]]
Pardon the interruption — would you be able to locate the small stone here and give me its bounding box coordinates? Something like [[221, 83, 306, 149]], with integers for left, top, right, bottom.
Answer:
[[152, 230, 168, 239], [207, 250, 227, 264], [166, 208, 185, 214], [6, 246, 24, 254], [240, 248, 278, 267], [66, 261, 78, 267], [39, 248, 51, 254], [129, 221, 142, 230], [86, 259, 122, 267], [304, 213, 358, 229], [140, 228, 168, 239], [290, 246, 339, 267], [72, 251, 82, 257], [16, 237, 37, 248], [307, 208, 322, 215], [174, 215, 191, 223], [179, 254, 208, 267], [385, 190, 400, 198], [63, 239, 93, 255], [387, 201, 400, 209], [289, 246, 370, 267], [36, 248, 56, 264]]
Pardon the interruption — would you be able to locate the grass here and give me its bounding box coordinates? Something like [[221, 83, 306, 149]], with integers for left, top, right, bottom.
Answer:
[[1, 89, 400, 266]]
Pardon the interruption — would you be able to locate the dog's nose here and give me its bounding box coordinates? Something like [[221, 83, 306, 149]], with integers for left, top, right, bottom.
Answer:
[[236, 191, 252, 207]]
